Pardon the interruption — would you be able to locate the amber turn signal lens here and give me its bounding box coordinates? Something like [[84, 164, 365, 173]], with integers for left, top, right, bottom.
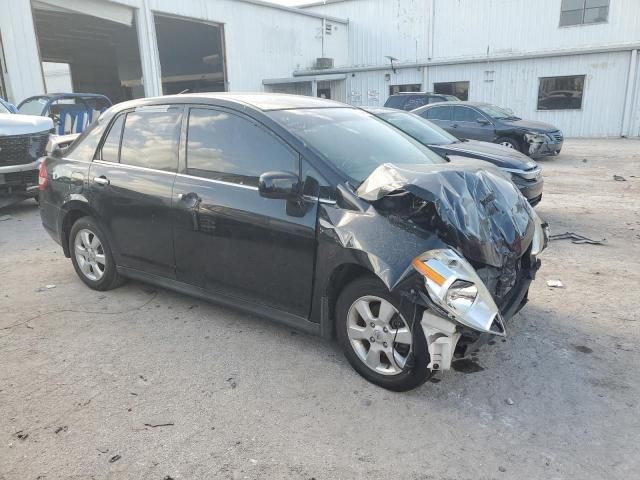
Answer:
[[411, 258, 446, 286]]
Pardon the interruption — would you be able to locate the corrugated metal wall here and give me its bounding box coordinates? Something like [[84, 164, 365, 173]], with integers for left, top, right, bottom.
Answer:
[[305, 0, 640, 137], [432, 0, 640, 60], [146, 0, 348, 92], [343, 68, 424, 106], [306, 0, 429, 67], [426, 52, 632, 137], [0, 0, 45, 103]]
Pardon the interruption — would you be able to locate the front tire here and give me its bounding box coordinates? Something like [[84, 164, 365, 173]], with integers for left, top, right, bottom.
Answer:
[[496, 136, 522, 152], [69, 216, 124, 291], [336, 277, 431, 391]]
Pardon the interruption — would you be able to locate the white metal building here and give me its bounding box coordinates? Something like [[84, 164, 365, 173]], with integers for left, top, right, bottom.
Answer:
[[299, 0, 640, 138], [0, 0, 347, 104], [0, 0, 638, 137]]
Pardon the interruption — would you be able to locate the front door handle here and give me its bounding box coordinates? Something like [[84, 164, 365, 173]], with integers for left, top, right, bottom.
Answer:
[[94, 176, 110, 186], [451, 123, 459, 128]]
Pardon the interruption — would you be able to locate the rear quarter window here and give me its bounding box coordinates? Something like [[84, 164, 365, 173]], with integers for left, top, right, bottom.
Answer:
[[403, 97, 428, 110], [64, 121, 103, 162], [384, 96, 408, 109]]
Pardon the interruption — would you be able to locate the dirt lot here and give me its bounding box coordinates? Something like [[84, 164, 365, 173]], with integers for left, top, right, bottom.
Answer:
[[1, 138, 639, 480]]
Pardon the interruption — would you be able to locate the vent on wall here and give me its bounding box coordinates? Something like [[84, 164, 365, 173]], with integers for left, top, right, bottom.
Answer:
[[316, 57, 334, 69]]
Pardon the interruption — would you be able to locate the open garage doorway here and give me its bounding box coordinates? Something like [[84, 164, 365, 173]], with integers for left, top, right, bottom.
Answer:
[[32, 1, 143, 103], [154, 15, 226, 94]]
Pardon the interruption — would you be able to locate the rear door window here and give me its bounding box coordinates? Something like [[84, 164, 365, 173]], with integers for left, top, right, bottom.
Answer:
[[119, 107, 182, 172], [424, 106, 452, 121], [186, 108, 298, 186], [384, 95, 408, 109]]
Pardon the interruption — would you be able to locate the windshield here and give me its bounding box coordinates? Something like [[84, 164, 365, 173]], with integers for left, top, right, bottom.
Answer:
[[268, 108, 446, 184], [377, 111, 459, 146], [18, 98, 48, 116], [478, 104, 519, 120]]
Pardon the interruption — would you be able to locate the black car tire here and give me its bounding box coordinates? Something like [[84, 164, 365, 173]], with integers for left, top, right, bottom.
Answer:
[[336, 276, 432, 391], [69, 216, 125, 291], [496, 136, 522, 152]]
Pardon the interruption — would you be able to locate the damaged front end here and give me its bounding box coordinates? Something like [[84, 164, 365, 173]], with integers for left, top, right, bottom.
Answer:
[[354, 163, 548, 371]]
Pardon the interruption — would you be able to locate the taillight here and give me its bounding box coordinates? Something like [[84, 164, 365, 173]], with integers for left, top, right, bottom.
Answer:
[[38, 161, 49, 191]]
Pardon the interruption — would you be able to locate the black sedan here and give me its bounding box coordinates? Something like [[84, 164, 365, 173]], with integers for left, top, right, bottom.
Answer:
[[366, 107, 544, 206], [412, 101, 563, 159], [38, 93, 547, 391]]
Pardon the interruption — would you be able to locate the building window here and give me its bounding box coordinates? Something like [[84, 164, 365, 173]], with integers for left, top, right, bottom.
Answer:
[[537, 75, 585, 110], [560, 0, 609, 27], [433, 81, 469, 101], [389, 84, 421, 95]]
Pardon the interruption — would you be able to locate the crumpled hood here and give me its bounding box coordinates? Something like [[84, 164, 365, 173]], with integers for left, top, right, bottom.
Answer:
[[502, 118, 557, 132], [356, 163, 535, 268], [0, 114, 53, 136]]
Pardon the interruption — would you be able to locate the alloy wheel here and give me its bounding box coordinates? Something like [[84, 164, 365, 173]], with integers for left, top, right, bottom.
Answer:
[[346, 295, 413, 376], [74, 228, 106, 281], [500, 140, 516, 149]]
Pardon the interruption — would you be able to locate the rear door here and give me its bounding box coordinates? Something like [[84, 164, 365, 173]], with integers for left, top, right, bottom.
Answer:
[[172, 107, 318, 318], [89, 105, 182, 278], [451, 106, 495, 141]]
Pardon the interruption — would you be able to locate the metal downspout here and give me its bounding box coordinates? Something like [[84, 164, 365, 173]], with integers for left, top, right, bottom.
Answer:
[[621, 49, 638, 137]]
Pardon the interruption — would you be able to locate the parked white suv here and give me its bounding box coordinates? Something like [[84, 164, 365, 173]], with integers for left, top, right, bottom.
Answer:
[[0, 108, 53, 208]]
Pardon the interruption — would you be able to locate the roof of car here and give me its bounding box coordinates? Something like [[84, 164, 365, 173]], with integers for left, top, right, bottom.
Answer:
[[111, 92, 349, 114], [363, 106, 407, 114], [420, 101, 489, 108], [387, 92, 436, 96]]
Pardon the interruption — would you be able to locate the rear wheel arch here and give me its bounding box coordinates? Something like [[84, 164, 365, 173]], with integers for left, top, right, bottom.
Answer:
[[59, 203, 93, 257]]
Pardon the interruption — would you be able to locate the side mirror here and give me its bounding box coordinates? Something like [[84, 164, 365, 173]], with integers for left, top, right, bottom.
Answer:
[[504, 108, 514, 115], [258, 171, 300, 199], [477, 117, 490, 125]]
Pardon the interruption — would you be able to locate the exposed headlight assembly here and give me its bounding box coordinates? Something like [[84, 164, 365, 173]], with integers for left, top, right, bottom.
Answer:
[[412, 250, 505, 336], [531, 211, 549, 256]]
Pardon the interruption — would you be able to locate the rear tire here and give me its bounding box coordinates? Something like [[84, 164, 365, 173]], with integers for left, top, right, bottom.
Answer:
[[69, 216, 125, 291], [336, 276, 431, 391]]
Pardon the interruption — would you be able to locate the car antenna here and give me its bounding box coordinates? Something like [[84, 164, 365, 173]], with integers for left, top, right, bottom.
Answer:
[[177, 89, 190, 95]]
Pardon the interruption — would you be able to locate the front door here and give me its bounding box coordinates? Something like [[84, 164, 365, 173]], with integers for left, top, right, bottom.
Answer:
[[172, 107, 318, 318], [89, 106, 182, 278], [422, 105, 454, 134], [451, 106, 495, 141]]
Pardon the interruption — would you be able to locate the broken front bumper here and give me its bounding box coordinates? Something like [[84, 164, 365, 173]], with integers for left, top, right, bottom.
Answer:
[[413, 220, 546, 371], [525, 132, 563, 158]]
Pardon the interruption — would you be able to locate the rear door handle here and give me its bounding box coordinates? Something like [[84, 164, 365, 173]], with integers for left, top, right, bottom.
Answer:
[[451, 123, 459, 128], [94, 176, 110, 186], [178, 192, 201, 201]]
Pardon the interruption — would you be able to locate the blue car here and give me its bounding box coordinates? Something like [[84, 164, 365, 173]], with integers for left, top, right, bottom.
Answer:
[[0, 97, 18, 114], [17, 93, 111, 135]]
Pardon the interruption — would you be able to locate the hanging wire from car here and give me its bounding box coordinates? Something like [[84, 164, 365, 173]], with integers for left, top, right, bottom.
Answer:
[[390, 293, 419, 371]]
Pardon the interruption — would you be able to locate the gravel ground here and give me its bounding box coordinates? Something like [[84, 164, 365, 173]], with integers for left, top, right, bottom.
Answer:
[[1, 138, 639, 480]]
